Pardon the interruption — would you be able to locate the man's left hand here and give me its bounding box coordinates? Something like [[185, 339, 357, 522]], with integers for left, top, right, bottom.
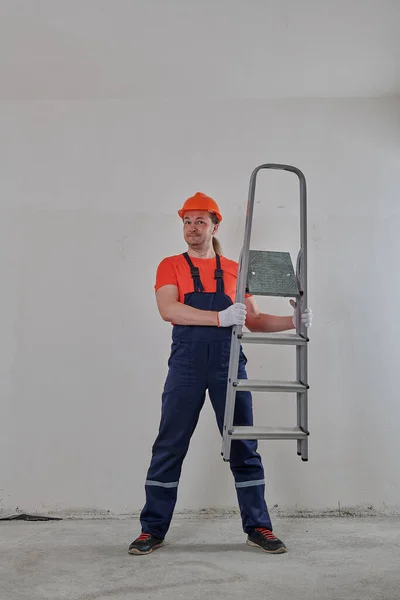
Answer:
[[290, 300, 313, 329]]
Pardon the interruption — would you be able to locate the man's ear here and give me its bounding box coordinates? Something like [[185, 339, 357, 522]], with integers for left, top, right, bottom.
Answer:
[[212, 223, 219, 235]]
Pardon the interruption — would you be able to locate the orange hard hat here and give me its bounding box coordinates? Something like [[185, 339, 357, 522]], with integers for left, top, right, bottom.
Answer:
[[178, 192, 222, 222]]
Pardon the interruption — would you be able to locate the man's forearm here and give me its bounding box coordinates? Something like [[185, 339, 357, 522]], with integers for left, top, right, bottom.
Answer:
[[246, 313, 294, 333], [161, 301, 219, 326]]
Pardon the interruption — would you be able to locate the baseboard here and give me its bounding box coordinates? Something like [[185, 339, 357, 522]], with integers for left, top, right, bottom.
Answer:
[[1, 503, 400, 521]]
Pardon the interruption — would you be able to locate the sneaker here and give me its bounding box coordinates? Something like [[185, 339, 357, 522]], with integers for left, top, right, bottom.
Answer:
[[128, 532, 164, 555], [247, 528, 287, 554]]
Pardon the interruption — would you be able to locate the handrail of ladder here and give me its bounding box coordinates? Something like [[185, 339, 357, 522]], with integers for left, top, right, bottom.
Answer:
[[234, 163, 308, 338]]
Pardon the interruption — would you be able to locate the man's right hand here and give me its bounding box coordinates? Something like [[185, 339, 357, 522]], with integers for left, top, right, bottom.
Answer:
[[218, 303, 247, 327]]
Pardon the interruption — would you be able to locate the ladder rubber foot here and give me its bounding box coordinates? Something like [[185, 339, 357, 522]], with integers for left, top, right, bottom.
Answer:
[[301, 458, 308, 462]]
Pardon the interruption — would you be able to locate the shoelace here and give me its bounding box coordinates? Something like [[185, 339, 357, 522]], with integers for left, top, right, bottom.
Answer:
[[137, 532, 151, 541], [256, 528, 277, 540]]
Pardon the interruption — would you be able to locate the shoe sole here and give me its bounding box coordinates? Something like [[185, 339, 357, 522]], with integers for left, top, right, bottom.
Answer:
[[128, 541, 164, 555], [246, 539, 288, 554]]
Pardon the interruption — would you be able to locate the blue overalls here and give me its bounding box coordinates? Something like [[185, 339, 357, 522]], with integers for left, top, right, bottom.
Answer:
[[140, 252, 273, 538]]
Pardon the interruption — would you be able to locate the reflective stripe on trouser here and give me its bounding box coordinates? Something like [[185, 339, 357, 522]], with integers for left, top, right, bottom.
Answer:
[[139, 338, 273, 539]]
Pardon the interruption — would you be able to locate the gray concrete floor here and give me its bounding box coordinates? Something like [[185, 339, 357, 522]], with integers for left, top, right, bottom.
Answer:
[[1, 515, 400, 600]]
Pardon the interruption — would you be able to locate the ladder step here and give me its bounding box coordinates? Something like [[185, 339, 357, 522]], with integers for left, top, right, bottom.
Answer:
[[239, 332, 308, 345], [229, 426, 308, 440], [234, 379, 307, 392]]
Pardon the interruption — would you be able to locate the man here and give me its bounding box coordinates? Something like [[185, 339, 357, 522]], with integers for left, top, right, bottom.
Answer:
[[129, 192, 312, 556]]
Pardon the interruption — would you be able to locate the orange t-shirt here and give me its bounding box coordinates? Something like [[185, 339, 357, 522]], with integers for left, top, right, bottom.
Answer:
[[155, 254, 250, 303]]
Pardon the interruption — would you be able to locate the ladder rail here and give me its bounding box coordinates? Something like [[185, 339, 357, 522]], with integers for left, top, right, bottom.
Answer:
[[221, 163, 309, 461], [295, 174, 309, 459]]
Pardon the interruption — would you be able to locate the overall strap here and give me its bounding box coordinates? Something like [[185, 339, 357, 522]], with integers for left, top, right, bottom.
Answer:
[[214, 254, 224, 293], [182, 252, 204, 292]]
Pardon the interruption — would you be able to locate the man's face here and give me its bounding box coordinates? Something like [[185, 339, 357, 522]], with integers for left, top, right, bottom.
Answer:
[[182, 210, 218, 249]]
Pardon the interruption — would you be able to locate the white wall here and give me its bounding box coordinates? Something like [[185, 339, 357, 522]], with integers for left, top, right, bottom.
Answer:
[[1, 97, 399, 516], [1, 0, 399, 100]]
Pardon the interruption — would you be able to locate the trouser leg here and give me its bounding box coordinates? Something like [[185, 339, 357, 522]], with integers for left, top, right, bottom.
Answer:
[[208, 344, 273, 533], [140, 341, 206, 539]]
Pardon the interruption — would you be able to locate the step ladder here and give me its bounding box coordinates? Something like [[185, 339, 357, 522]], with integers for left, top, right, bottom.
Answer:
[[221, 163, 310, 462]]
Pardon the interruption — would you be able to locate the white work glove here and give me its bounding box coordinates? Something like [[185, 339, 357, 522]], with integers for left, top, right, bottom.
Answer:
[[218, 303, 247, 327], [290, 300, 313, 328]]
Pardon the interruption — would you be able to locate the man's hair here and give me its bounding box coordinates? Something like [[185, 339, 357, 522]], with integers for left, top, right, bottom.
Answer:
[[210, 213, 222, 255]]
